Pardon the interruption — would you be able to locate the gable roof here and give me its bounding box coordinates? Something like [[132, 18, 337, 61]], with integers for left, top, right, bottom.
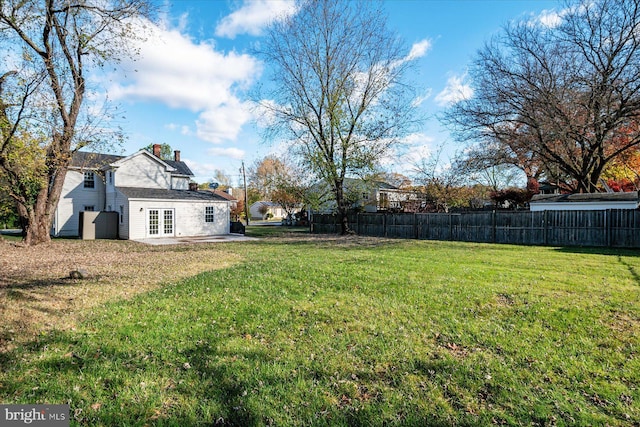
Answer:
[[70, 151, 123, 169], [117, 187, 229, 201], [164, 159, 193, 176], [531, 192, 639, 204], [71, 150, 193, 177]]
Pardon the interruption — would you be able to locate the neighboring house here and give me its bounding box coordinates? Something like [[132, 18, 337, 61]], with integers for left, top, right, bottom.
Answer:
[[537, 181, 563, 195], [249, 201, 285, 220], [207, 189, 238, 212], [52, 145, 230, 239], [365, 186, 427, 213], [530, 192, 640, 211], [311, 178, 425, 213]]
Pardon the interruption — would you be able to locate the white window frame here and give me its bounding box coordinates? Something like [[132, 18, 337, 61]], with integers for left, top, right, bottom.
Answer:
[[205, 206, 215, 223], [147, 208, 174, 237]]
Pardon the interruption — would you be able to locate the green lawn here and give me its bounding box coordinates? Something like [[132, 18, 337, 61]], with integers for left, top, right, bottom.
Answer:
[[1, 234, 639, 425]]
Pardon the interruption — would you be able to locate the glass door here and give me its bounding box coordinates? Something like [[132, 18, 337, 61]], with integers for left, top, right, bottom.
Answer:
[[148, 209, 174, 237]]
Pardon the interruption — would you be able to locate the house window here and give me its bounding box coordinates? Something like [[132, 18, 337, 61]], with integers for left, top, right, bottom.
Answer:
[[83, 205, 95, 212], [205, 206, 215, 223], [83, 171, 95, 188], [119, 206, 124, 224], [108, 171, 113, 184]]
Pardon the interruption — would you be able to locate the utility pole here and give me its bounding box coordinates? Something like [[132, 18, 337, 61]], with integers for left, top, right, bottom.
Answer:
[[241, 161, 250, 225]]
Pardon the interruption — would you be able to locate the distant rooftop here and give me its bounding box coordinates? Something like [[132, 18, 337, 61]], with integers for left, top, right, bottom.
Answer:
[[531, 191, 639, 203]]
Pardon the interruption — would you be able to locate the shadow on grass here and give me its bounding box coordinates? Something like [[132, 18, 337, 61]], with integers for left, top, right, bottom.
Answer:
[[552, 246, 640, 257], [1, 277, 80, 290], [0, 330, 263, 426], [617, 255, 640, 287], [0, 321, 458, 426]]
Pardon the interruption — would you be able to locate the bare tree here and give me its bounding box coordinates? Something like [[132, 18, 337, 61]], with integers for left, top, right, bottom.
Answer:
[[411, 143, 465, 212], [248, 155, 287, 199], [258, 0, 421, 234], [444, 0, 640, 193], [249, 154, 308, 218], [0, 0, 150, 245]]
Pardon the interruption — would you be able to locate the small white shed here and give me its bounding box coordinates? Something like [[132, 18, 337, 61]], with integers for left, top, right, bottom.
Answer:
[[530, 192, 640, 211]]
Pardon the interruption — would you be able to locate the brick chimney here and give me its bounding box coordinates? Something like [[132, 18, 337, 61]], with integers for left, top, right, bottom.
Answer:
[[189, 182, 198, 191], [152, 144, 161, 158], [174, 150, 180, 162]]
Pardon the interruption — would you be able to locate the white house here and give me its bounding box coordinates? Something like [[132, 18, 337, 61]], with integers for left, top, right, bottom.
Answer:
[[530, 192, 640, 211], [52, 145, 231, 239], [310, 178, 425, 213], [249, 201, 285, 220]]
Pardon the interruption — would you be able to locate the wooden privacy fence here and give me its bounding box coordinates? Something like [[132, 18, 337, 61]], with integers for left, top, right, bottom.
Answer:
[[311, 210, 640, 248]]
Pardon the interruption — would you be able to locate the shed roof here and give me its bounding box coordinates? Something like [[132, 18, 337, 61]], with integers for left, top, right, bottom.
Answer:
[[531, 192, 639, 203], [117, 187, 228, 202]]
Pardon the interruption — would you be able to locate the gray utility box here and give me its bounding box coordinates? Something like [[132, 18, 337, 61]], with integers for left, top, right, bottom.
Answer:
[[79, 211, 118, 240]]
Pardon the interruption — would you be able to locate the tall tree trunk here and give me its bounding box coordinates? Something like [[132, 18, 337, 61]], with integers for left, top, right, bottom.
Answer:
[[334, 182, 350, 235], [21, 155, 69, 245]]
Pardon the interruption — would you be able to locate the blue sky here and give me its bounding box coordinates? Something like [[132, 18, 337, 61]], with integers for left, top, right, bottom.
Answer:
[[102, 0, 562, 185]]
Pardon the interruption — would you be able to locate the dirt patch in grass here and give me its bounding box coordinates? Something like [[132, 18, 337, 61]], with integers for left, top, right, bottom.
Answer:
[[0, 238, 241, 352]]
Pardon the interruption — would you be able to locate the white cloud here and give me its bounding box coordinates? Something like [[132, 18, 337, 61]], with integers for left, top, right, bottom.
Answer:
[[183, 159, 220, 179], [196, 99, 253, 144], [108, 20, 260, 111], [537, 9, 564, 28], [378, 133, 434, 172], [207, 147, 246, 160], [407, 39, 432, 61], [402, 133, 435, 166], [106, 17, 262, 146], [435, 74, 473, 106], [215, 0, 298, 39], [412, 88, 432, 107]]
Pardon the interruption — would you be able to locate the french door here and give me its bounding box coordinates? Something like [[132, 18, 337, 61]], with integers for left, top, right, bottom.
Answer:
[[148, 209, 174, 237]]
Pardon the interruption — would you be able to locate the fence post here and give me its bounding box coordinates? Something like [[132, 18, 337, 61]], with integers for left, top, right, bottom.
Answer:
[[605, 209, 611, 247], [491, 210, 496, 243], [543, 210, 549, 246], [414, 213, 418, 240], [383, 213, 387, 237]]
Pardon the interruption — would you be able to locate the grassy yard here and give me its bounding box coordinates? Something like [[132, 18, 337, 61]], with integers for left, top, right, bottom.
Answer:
[[1, 230, 639, 425]]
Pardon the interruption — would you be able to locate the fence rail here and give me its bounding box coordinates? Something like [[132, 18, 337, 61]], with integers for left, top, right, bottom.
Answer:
[[311, 210, 640, 248]]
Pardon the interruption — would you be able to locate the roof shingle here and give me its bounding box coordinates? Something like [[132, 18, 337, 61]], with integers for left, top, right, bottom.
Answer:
[[117, 187, 229, 202]]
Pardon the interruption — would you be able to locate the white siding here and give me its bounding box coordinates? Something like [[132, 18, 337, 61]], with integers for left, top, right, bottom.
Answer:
[[250, 202, 284, 219], [127, 199, 229, 240], [115, 191, 129, 239], [114, 154, 171, 189], [53, 170, 104, 236]]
